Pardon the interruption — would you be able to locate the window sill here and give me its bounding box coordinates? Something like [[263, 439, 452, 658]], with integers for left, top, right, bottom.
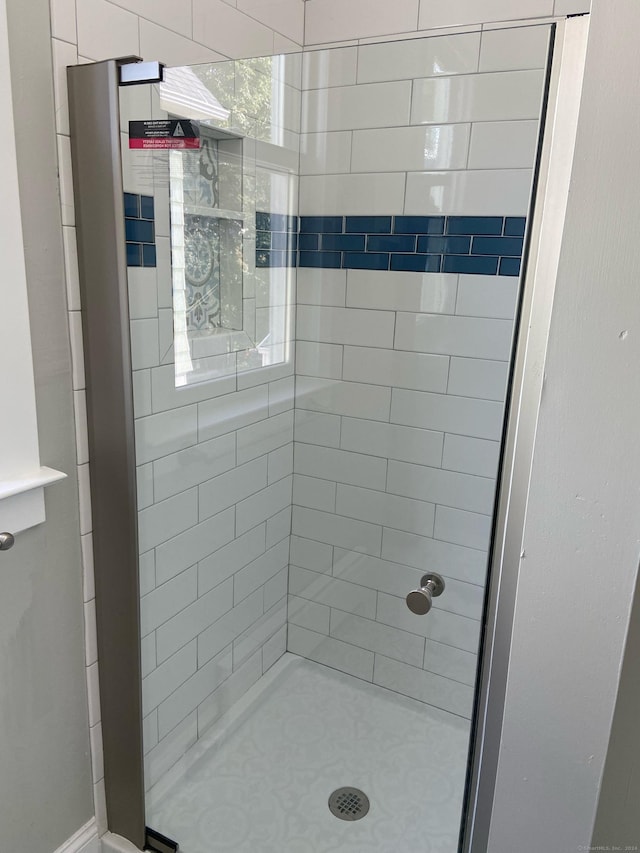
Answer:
[[0, 467, 67, 533]]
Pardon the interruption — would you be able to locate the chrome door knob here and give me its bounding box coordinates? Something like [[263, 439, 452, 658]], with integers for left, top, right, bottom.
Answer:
[[0, 532, 15, 551], [406, 573, 445, 615]]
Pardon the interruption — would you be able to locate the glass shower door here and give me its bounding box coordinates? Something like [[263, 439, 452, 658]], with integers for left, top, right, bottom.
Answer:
[[117, 23, 552, 853]]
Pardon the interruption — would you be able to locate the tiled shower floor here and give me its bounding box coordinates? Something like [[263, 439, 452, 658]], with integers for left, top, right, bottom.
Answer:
[[147, 654, 470, 853]]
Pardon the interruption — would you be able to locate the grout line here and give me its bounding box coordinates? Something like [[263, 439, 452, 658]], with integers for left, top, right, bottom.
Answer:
[[294, 339, 511, 368], [301, 71, 546, 92], [294, 486, 491, 540], [302, 0, 307, 49], [445, 354, 453, 394], [289, 589, 481, 650], [52, 33, 79, 49]]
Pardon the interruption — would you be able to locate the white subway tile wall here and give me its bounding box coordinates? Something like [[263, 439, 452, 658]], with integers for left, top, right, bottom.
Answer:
[[303, 0, 590, 46], [49, 0, 304, 819], [299, 30, 553, 219], [289, 29, 550, 718], [118, 74, 298, 785]]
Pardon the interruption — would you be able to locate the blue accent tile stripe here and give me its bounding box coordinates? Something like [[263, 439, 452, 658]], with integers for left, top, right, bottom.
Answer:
[[140, 195, 154, 220], [391, 254, 441, 273], [142, 244, 157, 267], [300, 216, 342, 233], [298, 234, 319, 251], [256, 230, 271, 249], [472, 236, 523, 256], [254, 213, 299, 268], [124, 192, 156, 268], [504, 217, 526, 237], [343, 252, 389, 271], [299, 251, 341, 269], [257, 212, 298, 232], [443, 255, 499, 275], [418, 235, 471, 254], [499, 257, 521, 276], [125, 218, 154, 244], [126, 242, 142, 267], [394, 216, 444, 235], [271, 232, 298, 251], [256, 212, 526, 277], [321, 234, 366, 252], [256, 212, 270, 231], [345, 216, 392, 234], [124, 193, 140, 218], [447, 216, 503, 236], [367, 234, 416, 253]]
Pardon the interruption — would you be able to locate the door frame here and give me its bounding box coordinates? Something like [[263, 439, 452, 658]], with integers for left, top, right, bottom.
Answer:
[[461, 15, 590, 852]]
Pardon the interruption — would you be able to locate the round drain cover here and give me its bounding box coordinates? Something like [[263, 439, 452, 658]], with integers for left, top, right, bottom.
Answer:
[[328, 787, 370, 821]]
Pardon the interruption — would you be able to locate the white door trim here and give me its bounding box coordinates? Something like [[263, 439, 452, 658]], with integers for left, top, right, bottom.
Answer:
[[462, 14, 590, 852]]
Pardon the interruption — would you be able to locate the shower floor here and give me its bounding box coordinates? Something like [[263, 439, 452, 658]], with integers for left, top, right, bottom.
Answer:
[[147, 653, 470, 853]]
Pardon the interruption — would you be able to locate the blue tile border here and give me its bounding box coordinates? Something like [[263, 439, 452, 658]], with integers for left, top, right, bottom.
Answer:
[[124, 192, 156, 268], [447, 216, 504, 236], [298, 234, 319, 251], [472, 236, 523, 256], [256, 213, 526, 276], [124, 192, 140, 218], [345, 216, 392, 234], [443, 255, 499, 275], [417, 235, 471, 254], [394, 216, 445, 235], [367, 234, 416, 253], [390, 253, 441, 273], [255, 214, 299, 268], [321, 234, 365, 252], [343, 251, 389, 270], [499, 257, 522, 277], [299, 216, 341, 233], [504, 217, 526, 237], [125, 218, 154, 244], [298, 250, 341, 269]]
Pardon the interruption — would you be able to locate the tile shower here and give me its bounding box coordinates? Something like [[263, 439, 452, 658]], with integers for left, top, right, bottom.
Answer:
[[121, 57, 301, 793], [112, 23, 549, 852], [289, 27, 545, 716]]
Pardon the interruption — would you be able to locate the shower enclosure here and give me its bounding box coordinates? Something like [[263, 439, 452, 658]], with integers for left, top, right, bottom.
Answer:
[[67, 19, 577, 852]]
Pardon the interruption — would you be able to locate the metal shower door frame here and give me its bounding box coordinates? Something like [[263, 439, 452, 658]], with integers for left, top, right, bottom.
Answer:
[[68, 58, 146, 848]]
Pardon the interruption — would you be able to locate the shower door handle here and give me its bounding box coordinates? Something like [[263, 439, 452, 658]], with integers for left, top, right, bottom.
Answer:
[[0, 532, 15, 551], [406, 573, 445, 615]]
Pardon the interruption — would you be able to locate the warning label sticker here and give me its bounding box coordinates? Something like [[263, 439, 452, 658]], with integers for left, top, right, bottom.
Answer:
[[129, 120, 201, 149]]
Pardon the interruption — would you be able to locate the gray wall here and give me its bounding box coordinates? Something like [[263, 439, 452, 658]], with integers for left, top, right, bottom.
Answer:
[[488, 1, 640, 850], [0, 0, 94, 851], [593, 571, 640, 848]]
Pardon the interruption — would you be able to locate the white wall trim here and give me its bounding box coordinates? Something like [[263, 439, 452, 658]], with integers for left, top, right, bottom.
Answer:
[[53, 819, 100, 853], [0, 0, 65, 535], [470, 16, 590, 851], [486, 0, 640, 848]]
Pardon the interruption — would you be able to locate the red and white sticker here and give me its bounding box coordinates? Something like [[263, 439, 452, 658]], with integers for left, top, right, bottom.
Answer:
[[129, 119, 201, 150]]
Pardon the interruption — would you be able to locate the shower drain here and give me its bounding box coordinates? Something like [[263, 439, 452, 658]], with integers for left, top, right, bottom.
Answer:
[[328, 787, 370, 821]]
